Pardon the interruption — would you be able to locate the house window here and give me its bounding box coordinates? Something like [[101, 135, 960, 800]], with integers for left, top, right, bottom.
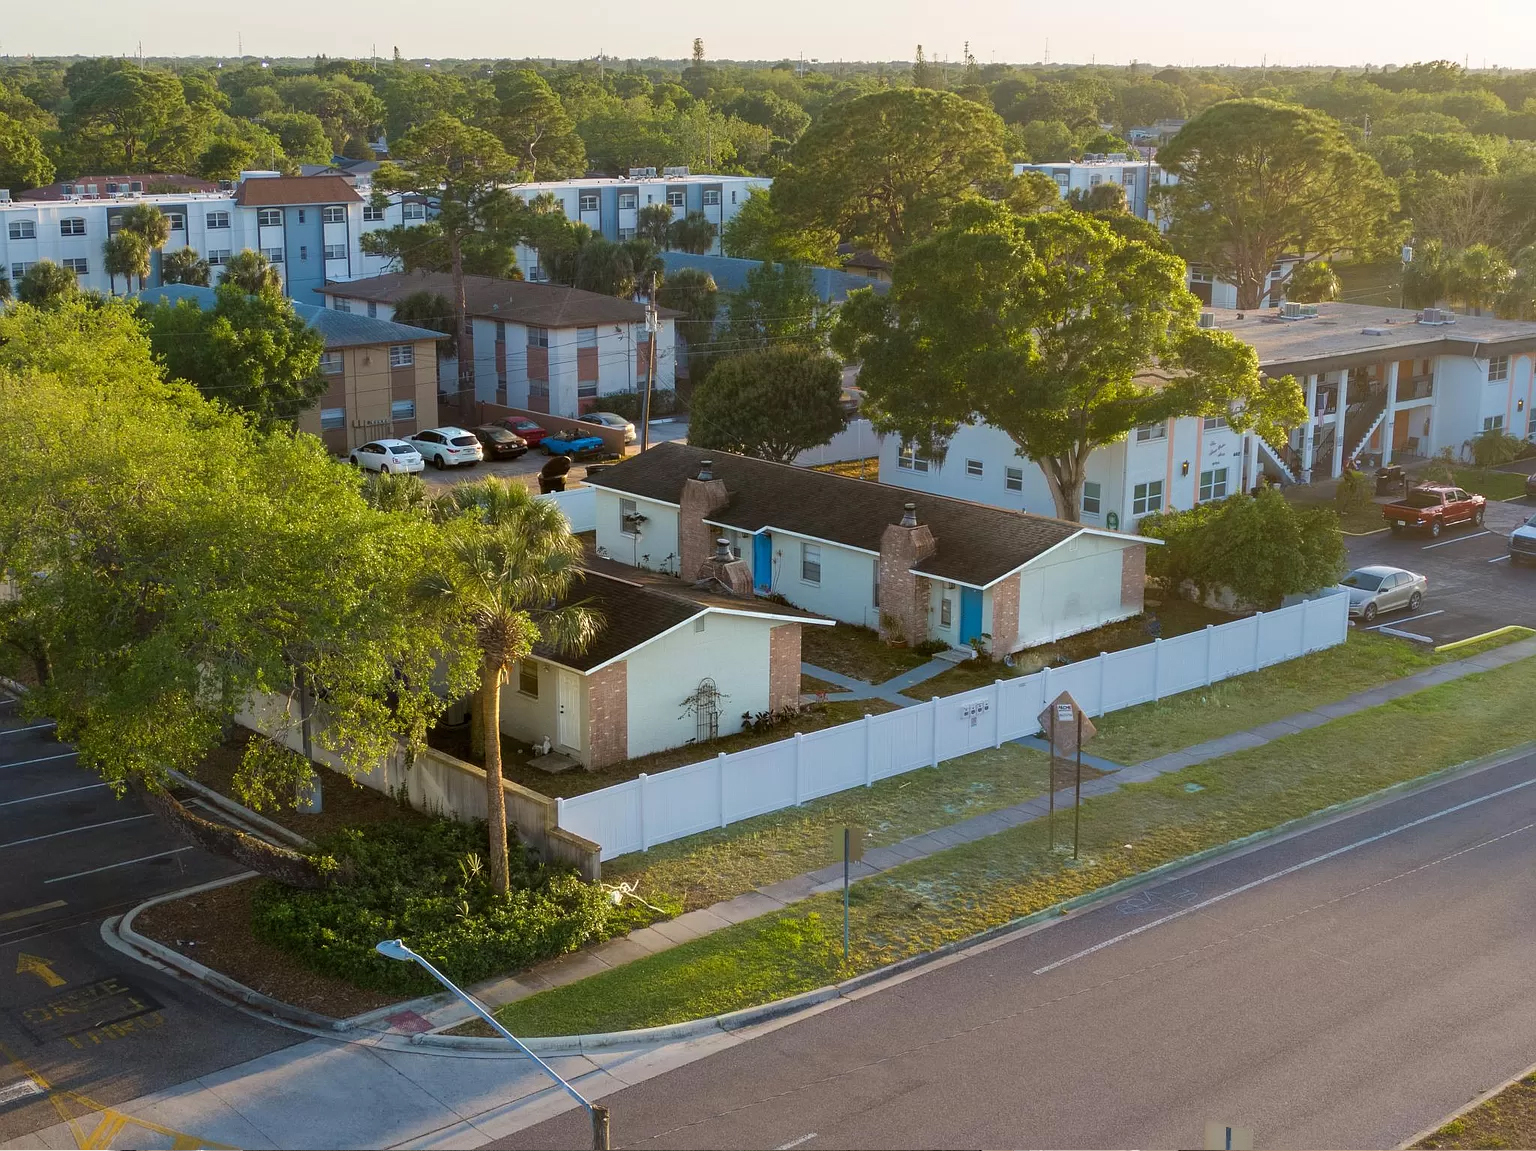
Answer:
[[297, 210, 306, 223], [1082, 481, 1102, 515], [578, 326, 597, 348], [206, 211, 230, 229], [620, 498, 639, 536], [896, 442, 931, 472], [579, 193, 599, 212], [322, 205, 346, 224], [299, 245, 308, 261], [389, 344, 414, 368], [518, 661, 539, 698], [324, 243, 347, 260], [166, 212, 185, 231], [702, 188, 721, 206], [319, 351, 343, 375], [618, 191, 637, 210], [1202, 414, 1229, 431], [402, 202, 426, 220], [319, 408, 345, 430], [7, 220, 35, 240], [207, 249, 230, 265], [1005, 466, 1024, 492], [1484, 414, 1505, 431], [1132, 480, 1164, 516], [391, 399, 416, 420], [366, 301, 377, 318], [965, 459, 984, 478], [62, 257, 89, 275], [59, 217, 86, 236], [260, 246, 284, 264], [1489, 356, 1510, 382], [801, 542, 821, 584], [731, 190, 737, 204], [940, 595, 953, 628], [527, 326, 549, 348], [1199, 467, 1229, 502], [666, 188, 686, 208], [363, 204, 385, 222], [1135, 423, 1167, 442], [257, 208, 282, 227]]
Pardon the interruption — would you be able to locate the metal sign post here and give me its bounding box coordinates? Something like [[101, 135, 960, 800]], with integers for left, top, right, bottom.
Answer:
[[1074, 710, 1083, 860], [832, 826, 866, 963], [1038, 692, 1097, 858]]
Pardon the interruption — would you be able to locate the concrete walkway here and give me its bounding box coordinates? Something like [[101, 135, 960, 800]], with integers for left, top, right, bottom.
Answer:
[[423, 632, 1536, 1032], [801, 657, 956, 709]]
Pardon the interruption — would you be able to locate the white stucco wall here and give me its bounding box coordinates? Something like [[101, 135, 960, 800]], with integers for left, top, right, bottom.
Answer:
[[1015, 534, 1137, 647], [497, 658, 570, 755], [746, 529, 879, 628], [624, 612, 775, 758], [593, 489, 682, 574], [1432, 355, 1487, 457]]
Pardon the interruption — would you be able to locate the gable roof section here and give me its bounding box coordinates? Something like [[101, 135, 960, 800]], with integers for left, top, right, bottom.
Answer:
[[588, 443, 1093, 586], [135, 284, 444, 350], [234, 175, 363, 207], [321, 270, 680, 328]]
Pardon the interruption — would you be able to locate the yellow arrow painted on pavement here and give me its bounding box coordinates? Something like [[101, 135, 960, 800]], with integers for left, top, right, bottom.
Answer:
[[15, 953, 65, 988]]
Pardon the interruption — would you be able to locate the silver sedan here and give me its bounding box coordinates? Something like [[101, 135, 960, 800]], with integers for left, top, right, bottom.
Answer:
[[1342, 565, 1428, 623]]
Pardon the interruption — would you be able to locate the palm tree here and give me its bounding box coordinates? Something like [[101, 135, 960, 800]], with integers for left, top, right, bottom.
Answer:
[[223, 249, 282, 295], [119, 203, 172, 290], [426, 479, 600, 893], [161, 247, 211, 286], [15, 260, 79, 308], [102, 231, 149, 296]]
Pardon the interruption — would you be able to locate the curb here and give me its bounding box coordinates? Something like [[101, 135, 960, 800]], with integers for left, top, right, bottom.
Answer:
[[1434, 625, 1536, 655], [411, 739, 1536, 1057], [0, 674, 30, 697], [1397, 1057, 1536, 1149], [166, 768, 316, 851]]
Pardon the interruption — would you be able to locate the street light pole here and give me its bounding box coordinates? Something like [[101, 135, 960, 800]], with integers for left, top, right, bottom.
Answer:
[[374, 939, 610, 1150]]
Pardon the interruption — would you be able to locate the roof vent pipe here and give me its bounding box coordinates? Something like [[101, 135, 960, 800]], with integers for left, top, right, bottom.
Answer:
[[714, 538, 733, 562], [698, 459, 713, 481], [901, 502, 918, 528]]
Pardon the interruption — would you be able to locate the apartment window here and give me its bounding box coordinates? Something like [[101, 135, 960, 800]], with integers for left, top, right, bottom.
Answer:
[[107, 212, 125, 234], [1484, 414, 1505, 431], [666, 188, 686, 208], [166, 212, 185, 231], [130, 181, 143, 193], [1202, 414, 1229, 431], [801, 542, 821, 584], [389, 344, 415, 368], [702, 188, 721, 206], [260, 246, 284, 264], [7, 220, 35, 240], [1132, 480, 1164, 516], [319, 351, 344, 375], [299, 245, 308, 261], [518, 661, 539, 697], [578, 326, 598, 348], [362, 204, 385, 222], [207, 249, 230, 265], [390, 398, 416, 420], [578, 378, 598, 398], [965, 459, 984, 478], [257, 208, 282, 227], [1135, 423, 1167, 442], [1188, 268, 1213, 285], [332, 297, 351, 312], [1005, 466, 1024, 493], [940, 595, 953, 628], [206, 211, 230, 229], [62, 257, 89, 275], [731, 190, 737, 204], [527, 326, 550, 348], [528, 379, 549, 397], [1489, 356, 1510, 382], [620, 498, 639, 536], [1199, 467, 1229, 502], [324, 244, 346, 260], [617, 226, 635, 240], [319, 408, 345, 430], [494, 320, 505, 341], [896, 442, 931, 473], [1082, 481, 1102, 516], [366, 301, 377, 318], [106, 183, 119, 194], [59, 217, 86, 236], [297, 210, 306, 224], [618, 191, 638, 210], [322, 205, 345, 224], [402, 202, 425, 220], [579, 193, 600, 212], [10, 262, 33, 281]]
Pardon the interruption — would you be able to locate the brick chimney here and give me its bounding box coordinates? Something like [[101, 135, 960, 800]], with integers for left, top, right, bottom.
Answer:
[[695, 537, 753, 597], [679, 459, 730, 579], [878, 502, 937, 645]]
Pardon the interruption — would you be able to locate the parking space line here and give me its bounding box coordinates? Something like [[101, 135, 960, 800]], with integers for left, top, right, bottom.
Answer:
[[45, 846, 195, 884], [0, 813, 152, 850], [1422, 531, 1493, 550], [1366, 610, 1443, 631], [0, 721, 56, 736], [0, 751, 78, 770], [0, 900, 66, 923], [0, 783, 107, 809], [1490, 554, 1511, 563]]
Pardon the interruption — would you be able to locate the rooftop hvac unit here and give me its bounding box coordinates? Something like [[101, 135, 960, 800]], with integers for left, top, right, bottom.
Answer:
[[1281, 301, 1304, 319], [627, 167, 658, 179], [1198, 310, 1217, 329], [662, 166, 691, 178], [1418, 307, 1456, 325], [0, 189, 9, 204]]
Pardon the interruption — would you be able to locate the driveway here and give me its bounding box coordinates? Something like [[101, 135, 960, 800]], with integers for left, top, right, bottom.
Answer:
[[1346, 493, 1536, 645]]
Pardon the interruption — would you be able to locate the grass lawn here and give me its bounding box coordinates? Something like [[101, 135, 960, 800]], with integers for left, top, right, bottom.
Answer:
[[1282, 483, 1386, 535], [801, 672, 849, 695], [810, 458, 879, 481], [1439, 464, 1531, 502], [1415, 1073, 1536, 1149], [906, 599, 1237, 700], [801, 621, 928, 685], [496, 652, 1536, 1037]]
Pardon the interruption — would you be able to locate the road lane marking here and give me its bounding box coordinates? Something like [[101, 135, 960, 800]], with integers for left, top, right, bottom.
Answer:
[[0, 751, 77, 770], [0, 783, 107, 809], [1365, 610, 1443, 631], [1422, 530, 1493, 550], [1032, 773, 1536, 976], [1490, 554, 1511, 563], [0, 721, 56, 736], [15, 953, 65, 988], [0, 900, 66, 923], [0, 813, 151, 849], [44, 846, 195, 884], [777, 1135, 819, 1150]]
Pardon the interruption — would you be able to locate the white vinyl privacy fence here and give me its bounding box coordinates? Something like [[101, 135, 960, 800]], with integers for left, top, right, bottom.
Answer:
[[559, 588, 1351, 861]]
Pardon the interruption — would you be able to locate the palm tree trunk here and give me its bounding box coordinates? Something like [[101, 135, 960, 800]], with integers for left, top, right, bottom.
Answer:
[[470, 682, 487, 760], [449, 233, 474, 426], [481, 664, 510, 894]]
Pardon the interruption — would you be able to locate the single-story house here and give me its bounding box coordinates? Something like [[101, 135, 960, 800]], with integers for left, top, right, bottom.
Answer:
[[585, 443, 1157, 654], [502, 568, 829, 769]]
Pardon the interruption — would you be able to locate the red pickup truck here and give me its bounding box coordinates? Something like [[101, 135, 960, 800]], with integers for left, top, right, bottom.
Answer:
[[1382, 484, 1487, 538]]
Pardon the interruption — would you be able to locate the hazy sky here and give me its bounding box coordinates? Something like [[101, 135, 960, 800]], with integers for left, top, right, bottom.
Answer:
[[4, 0, 1533, 69]]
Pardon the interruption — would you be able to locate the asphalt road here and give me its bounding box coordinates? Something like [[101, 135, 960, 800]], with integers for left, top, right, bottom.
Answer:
[[0, 690, 297, 1143], [498, 747, 1536, 1151]]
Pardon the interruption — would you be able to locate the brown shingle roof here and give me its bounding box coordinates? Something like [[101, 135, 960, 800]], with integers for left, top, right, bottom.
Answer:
[[321, 271, 681, 328], [588, 443, 1093, 586], [234, 176, 363, 207]]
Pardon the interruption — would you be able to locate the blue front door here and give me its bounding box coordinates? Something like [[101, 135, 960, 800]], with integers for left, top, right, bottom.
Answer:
[[959, 587, 983, 644], [753, 532, 773, 593]]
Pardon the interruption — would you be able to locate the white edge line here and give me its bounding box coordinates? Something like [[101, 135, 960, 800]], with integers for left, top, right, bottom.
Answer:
[[0, 721, 57, 735], [45, 846, 196, 884], [0, 813, 153, 850], [1031, 773, 1536, 976], [776, 1135, 819, 1150], [0, 782, 107, 809], [1421, 530, 1493, 550], [0, 751, 78, 769], [1489, 554, 1512, 563]]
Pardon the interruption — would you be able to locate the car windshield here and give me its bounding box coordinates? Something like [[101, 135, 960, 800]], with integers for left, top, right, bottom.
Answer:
[[1342, 570, 1386, 591], [481, 428, 513, 441], [450, 435, 477, 447], [1401, 491, 1444, 508], [388, 445, 416, 455], [1527, 513, 1536, 527]]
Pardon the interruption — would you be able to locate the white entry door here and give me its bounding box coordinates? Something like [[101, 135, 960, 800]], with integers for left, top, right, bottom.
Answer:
[[556, 670, 582, 750]]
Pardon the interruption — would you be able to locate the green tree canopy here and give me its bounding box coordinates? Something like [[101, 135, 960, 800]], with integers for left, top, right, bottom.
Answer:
[[102, 230, 150, 296], [667, 210, 718, 254], [636, 202, 673, 247], [161, 247, 211, 287], [720, 261, 822, 352], [222, 248, 283, 295], [390, 290, 458, 358], [16, 260, 79, 308], [1285, 260, 1342, 303], [720, 187, 838, 264], [0, 113, 55, 190], [492, 69, 586, 181], [688, 347, 846, 463]]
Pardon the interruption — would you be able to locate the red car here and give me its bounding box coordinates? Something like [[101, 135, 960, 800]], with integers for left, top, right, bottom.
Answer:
[[492, 416, 548, 446], [1382, 484, 1487, 538]]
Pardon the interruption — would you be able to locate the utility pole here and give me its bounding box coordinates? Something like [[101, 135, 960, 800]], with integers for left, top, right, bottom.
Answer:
[[639, 274, 659, 453]]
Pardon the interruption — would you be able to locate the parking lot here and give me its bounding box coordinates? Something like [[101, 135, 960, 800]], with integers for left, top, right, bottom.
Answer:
[[1346, 488, 1536, 646], [413, 417, 685, 495]]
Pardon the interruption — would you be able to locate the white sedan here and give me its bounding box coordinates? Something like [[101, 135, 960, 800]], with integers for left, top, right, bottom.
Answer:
[[349, 439, 425, 474], [408, 427, 485, 469]]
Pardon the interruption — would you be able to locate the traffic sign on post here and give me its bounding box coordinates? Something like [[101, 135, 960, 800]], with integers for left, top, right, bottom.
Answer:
[[1037, 692, 1097, 855]]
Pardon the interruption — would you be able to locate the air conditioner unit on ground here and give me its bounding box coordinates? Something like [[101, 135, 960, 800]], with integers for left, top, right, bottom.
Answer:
[[1198, 311, 1217, 328]]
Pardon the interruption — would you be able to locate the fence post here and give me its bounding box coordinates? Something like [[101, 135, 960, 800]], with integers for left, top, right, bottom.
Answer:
[[1041, 663, 1052, 706], [864, 714, 875, 786], [794, 733, 805, 805], [1252, 611, 1264, 671], [1204, 624, 1216, 687], [993, 681, 1005, 748], [1097, 652, 1108, 715], [1152, 637, 1162, 701], [638, 773, 649, 852], [930, 697, 941, 767], [556, 794, 564, 830], [717, 752, 727, 829]]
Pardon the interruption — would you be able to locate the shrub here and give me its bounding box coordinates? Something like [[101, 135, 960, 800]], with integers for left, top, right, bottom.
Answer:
[[1469, 428, 1527, 467], [250, 819, 642, 995], [1334, 468, 1374, 514], [600, 389, 680, 422]]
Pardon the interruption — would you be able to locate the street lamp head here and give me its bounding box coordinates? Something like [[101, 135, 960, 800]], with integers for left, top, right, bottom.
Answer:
[[375, 938, 414, 962]]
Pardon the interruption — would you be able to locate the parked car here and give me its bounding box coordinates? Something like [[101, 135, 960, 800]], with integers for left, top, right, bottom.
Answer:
[[408, 427, 484, 469], [541, 433, 607, 458], [492, 416, 549, 446], [1341, 565, 1428, 623], [1381, 484, 1486, 537], [471, 425, 528, 460], [580, 412, 637, 443], [349, 439, 425, 474], [1510, 512, 1536, 565], [1526, 471, 1536, 499]]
